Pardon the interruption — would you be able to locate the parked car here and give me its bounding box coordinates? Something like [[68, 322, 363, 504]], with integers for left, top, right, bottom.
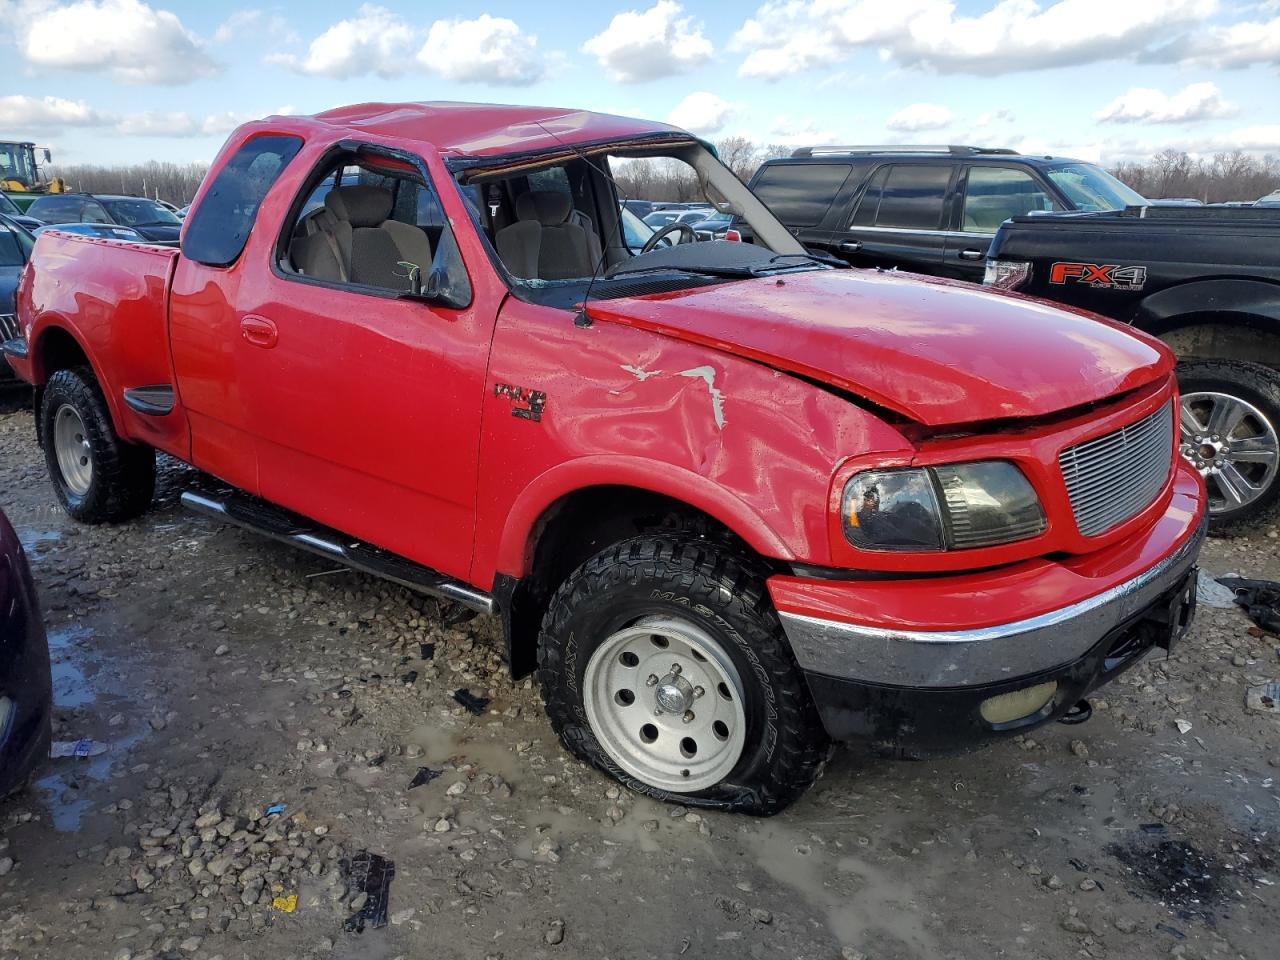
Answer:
[[740, 145, 1147, 283], [1256, 191, 1280, 207], [688, 210, 736, 240], [6, 102, 1205, 813], [0, 192, 43, 232], [986, 204, 1280, 533], [0, 507, 52, 797], [24, 193, 182, 243], [642, 207, 714, 231], [33, 222, 151, 243], [0, 214, 35, 386]]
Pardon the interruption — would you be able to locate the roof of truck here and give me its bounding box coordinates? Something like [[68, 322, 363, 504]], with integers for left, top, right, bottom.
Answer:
[[275, 102, 685, 160]]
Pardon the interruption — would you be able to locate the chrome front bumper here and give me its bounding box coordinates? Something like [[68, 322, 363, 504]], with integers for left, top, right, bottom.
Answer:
[[778, 513, 1207, 688]]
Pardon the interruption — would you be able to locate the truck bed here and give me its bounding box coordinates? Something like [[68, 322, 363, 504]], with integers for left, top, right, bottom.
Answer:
[[21, 231, 181, 446]]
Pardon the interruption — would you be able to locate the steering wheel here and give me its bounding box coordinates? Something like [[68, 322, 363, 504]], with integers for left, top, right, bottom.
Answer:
[[640, 221, 697, 254]]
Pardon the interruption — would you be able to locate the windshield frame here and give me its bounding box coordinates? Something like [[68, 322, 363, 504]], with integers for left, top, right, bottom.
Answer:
[[449, 137, 809, 307], [1044, 162, 1146, 213]]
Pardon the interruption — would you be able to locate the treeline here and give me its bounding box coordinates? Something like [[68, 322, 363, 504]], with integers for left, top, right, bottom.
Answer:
[[43, 144, 1280, 208], [47, 161, 208, 206], [1109, 150, 1280, 204]]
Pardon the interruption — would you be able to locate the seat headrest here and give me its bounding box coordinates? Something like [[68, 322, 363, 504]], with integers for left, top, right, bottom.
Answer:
[[325, 185, 394, 228], [514, 190, 573, 226]]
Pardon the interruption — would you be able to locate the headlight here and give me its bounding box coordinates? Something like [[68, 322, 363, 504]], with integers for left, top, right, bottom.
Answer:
[[842, 461, 1045, 552]]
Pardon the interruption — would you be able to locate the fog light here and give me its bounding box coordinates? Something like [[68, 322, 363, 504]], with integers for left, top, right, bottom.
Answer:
[[979, 681, 1058, 725]]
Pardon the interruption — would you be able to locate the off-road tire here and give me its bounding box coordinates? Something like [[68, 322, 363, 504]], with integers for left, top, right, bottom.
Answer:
[[1177, 359, 1280, 537], [537, 535, 830, 815], [40, 367, 155, 523]]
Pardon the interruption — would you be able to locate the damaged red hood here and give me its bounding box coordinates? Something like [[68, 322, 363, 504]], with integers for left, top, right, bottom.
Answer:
[[586, 269, 1172, 426]]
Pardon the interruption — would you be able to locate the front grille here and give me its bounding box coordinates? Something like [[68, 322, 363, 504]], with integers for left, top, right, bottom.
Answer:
[[0, 314, 17, 341], [1059, 401, 1174, 537]]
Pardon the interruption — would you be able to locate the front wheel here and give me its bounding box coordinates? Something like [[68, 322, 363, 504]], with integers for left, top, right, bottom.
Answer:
[[537, 536, 830, 815], [1177, 360, 1280, 536], [41, 367, 156, 523]]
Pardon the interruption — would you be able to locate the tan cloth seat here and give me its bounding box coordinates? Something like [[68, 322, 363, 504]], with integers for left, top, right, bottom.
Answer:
[[495, 191, 597, 280], [291, 185, 433, 291]]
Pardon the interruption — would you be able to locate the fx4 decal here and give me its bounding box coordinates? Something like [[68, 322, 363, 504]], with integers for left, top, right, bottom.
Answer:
[[494, 383, 546, 422], [1049, 262, 1148, 291]]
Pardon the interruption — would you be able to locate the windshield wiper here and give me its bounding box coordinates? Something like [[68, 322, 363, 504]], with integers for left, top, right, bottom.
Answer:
[[756, 252, 844, 271]]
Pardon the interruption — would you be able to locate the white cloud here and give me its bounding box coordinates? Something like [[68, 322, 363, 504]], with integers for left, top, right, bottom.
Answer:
[[667, 92, 734, 134], [583, 0, 713, 83], [0, 95, 106, 131], [1144, 15, 1280, 68], [886, 103, 954, 132], [213, 9, 260, 43], [764, 115, 840, 146], [18, 0, 217, 85], [732, 0, 1217, 79], [268, 4, 416, 78], [1096, 82, 1238, 125], [418, 15, 543, 85], [115, 111, 197, 137]]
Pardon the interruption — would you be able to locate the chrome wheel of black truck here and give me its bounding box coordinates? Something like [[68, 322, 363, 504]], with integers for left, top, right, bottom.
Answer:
[[1177, 360, 1280, 535]]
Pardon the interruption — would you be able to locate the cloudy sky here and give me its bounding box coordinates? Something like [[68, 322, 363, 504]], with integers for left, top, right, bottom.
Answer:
[[1, 0, 1277, 166]]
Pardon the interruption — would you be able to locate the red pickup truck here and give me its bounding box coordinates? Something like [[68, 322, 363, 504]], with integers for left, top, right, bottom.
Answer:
[[3, 103, 1205, 814]]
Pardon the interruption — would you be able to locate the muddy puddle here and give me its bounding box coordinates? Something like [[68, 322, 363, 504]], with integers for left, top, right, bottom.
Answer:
[[35, 620, 150, 832]]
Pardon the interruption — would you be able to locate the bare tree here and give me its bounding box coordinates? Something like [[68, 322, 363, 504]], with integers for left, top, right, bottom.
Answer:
[[46, 161, 209, 206]]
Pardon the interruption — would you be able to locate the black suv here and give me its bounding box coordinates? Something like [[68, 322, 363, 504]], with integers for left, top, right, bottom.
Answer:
[[744, 146, 1146, 283]]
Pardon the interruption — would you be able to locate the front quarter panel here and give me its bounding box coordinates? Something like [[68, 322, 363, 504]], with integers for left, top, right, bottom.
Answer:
[[474, 297, 913, 583]]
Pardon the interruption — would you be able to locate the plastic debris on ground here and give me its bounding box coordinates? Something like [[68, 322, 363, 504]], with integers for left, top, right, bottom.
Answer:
[[272, 894, 298, 913], [419, 642, 435, 661], [1245, 681, 1280, 715], [342, 851, 395, 932], [1216, 577, 1280, 633], [265, 803, 286, 815], [49, 739, 108, 759], [1196, 575, 1239, 609], [1175, 719, 1193, 734], [408, 767, 442, 790], [452, 689, 490, 715]]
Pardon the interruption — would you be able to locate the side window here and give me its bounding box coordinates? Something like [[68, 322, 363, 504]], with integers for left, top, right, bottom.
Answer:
[[962, 166, 1059, 233], [183, 134, 304, 268], [82, 201, 111, 224], [752, 163, 851, 227], [872, 165, 953, 230], [29, 196, 82, 223], [280, 151, 470, 306], [851, 166, 889, 226]]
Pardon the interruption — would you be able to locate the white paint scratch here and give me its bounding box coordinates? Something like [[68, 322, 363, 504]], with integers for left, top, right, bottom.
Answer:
[[620, 364, 660, 381], [678, 365, 726, 429]]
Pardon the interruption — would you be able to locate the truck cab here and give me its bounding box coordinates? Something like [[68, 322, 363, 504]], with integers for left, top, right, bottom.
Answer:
[[3, 104, 1205, 814]]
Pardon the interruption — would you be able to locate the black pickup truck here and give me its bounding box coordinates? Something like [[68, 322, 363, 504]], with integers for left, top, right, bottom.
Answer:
[[986, 205, 1280, 532]]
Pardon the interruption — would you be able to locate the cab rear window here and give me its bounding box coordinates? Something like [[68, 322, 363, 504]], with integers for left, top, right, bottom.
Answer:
[[183, 134, 304, 267]]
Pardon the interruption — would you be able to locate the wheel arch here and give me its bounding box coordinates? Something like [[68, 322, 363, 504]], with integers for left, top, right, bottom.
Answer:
[[493, 475, 794, 679], [1135, 279, 1280, 369], [28, 320, 130, 444]]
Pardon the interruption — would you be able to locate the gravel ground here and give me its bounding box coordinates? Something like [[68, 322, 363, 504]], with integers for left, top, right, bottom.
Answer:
[[0, 395, 1276, 960]]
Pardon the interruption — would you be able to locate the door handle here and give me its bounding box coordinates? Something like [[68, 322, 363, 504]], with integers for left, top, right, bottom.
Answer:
[[240, 315, 278, 349], [959, 248, 984, 261], [838, 240, 863, 253]]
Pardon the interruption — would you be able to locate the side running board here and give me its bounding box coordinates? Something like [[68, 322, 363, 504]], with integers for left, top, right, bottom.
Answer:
[[181, 490, 495, 615]]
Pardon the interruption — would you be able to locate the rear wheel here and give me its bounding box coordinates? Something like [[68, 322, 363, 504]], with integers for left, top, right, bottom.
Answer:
[[537, 535, 830, 815], [41, 367, 156, 523], [1177, 360, 1280, 535]]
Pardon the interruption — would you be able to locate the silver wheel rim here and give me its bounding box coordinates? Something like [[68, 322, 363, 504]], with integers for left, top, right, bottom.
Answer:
[[583, 615, 748, 793], [53, 404, 93, 497], [1180, 391, 1279, 514]]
